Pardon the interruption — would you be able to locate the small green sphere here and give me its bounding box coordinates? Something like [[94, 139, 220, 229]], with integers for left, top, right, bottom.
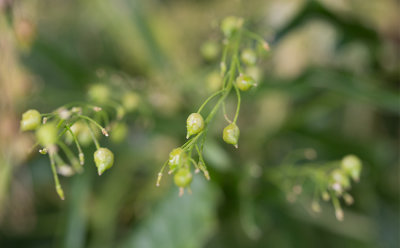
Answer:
[[110, 123, 128, 144], [122, 92, 140, 112], [174, 168, 193, 188], [94, 147, 114, 175], [186, 113, 204, 138], [236, 74, 256, 91], [223, 123, 240, 147], [36, 123, 58, 146], [241, 49, 257, 65], [168, 148, 187, 171], [201, 41, 219, 61], [20, 109, 41, 131], [88, 84, 110, 103], [341, 155, 362, 181], [221, 16, 243, 38]]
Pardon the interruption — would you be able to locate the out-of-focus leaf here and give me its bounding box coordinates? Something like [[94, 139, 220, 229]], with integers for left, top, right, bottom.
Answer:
[[121, 178, 219, 248]]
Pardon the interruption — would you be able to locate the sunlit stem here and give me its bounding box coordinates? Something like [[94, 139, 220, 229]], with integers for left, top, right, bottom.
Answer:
[[49, 150, 65, 200], [78, 115, 108, 137], [65, 124, 84, 165], [156, 161, 168, 187], [57, 141, 82, 173], [330, 191, 343, 221], [233, 83, 241, 123], [197, 89, 224, 114], [86, 121, 100, 150]]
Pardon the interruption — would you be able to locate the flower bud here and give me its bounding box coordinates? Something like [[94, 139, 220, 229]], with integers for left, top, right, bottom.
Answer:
[[21, 109, 41, 131], [36, 123, 58, 146], [221, 16, 243, 38], [236, 74, 256, 91], [186, 113, 204, 138], [341, 155, 362, 181], [223, 123, 240, 148], [168, 148, 187, 171], [94, 147, 114, 175], [241, 49, 257, 65], [174, 168, 193, 188]]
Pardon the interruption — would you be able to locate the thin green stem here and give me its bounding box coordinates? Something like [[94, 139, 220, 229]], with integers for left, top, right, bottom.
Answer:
[[78, 115, 108, 136], [49, 151, 65, 200], [64, 124, 84, 165], [86, 121, 100, 150], [197, 89, 224, 113], [233, 83, 241, 123]]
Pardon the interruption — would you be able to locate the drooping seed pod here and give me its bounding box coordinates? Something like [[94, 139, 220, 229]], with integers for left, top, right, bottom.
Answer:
[[168, 148, 187, 171], [36, 123, 58, 146], [174, 168, 193, 188], [186, 113, 204, 139], [241, 49, 257, 65], [341, 155, 362, 182], [201, 40, 220, 61], [236, 74, 256, 91], [94, 147, 114, 175], [110, 122, 128, 144], [221, 16, 243, 38], [20, 109, 41, 131], [223, 123, 240, 148]]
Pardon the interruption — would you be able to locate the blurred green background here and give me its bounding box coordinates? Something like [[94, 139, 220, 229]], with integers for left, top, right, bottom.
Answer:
[[0, 0, 399, 247]]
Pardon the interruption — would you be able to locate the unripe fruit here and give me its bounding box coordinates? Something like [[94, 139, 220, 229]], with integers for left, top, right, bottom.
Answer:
[[341, 155, 362, 181], [186, 113, 204, 138], [223, 123, 240, 147], [88, 84, 110, 103], [168, 148, 187, 171], [21, 109, 41, 131], [94, 147, 114, 175], [201, 41, 219, 61], [221, 16, 243, 38], [241, 49, 257, 65], [110, 123, 128, 143], [236, 74, 256, 91], [122, 92, 140, 112], [36, 123, 58, 146], [174, 168, 193, 188]]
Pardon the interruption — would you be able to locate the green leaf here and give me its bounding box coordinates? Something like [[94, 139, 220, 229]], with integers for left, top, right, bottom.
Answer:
[[121, 179, 219, 248]]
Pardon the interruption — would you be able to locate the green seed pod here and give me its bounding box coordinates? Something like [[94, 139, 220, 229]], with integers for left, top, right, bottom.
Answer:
[[341, 155, 362, 182], [174, 168, 193, 188], [110, 123, 128, 143], [236, 74, 256, 91], [88, 84, 110, 103], [168, 148, 187, 171], [186, 113, 204, 138], [223, 123, 240, 147], [122, 92, 140, 112], [201, 40, 219, 61], [206, 71, 222, 92], [241, 48, 257, 65], [20, 109, 41, 131], [330, 169, 350, 192], [221, 16, 243, 38], [94, 147, 114, 175], [36, 123, 58, 146]]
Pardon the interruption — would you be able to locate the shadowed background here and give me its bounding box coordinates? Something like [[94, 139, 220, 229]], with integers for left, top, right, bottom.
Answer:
[[0, 0, 399, 247]]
